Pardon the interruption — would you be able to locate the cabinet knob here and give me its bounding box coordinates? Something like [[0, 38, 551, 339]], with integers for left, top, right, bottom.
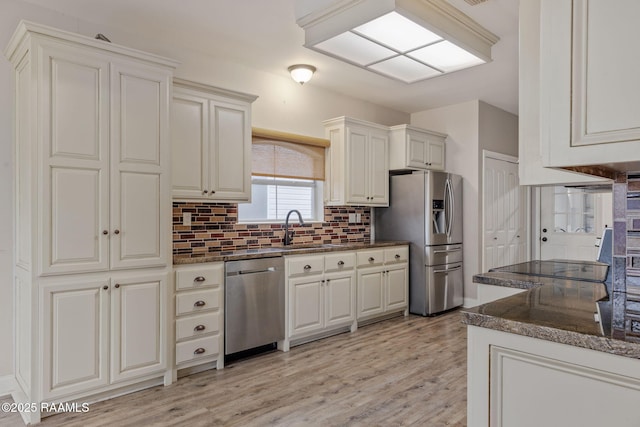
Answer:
[[194, 276, 206, 282], [102, 230, 109, 235], [542, 228, 547, 233], [203, 190, 208, 194], [368, 257, 375, 262], [326, 279, 330, 283], [303, 265, 312, 271], [103, 285, 108, 290], [193, 348, 206, 355], [115, 284, 120, 289], [194, 324, 206, 332], [542, 237, 548, 242], [395, 254, 400, 259], [114, 229, 120, 235], [194, 300, 206, 307], [211, 190, 216, 194], [337, 260, 345, 266]]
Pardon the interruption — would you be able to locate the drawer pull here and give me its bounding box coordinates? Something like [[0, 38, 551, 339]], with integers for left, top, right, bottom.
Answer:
[[193, 347, 206, 355], [303, 265, 312, 271], [194, 276, 206, 283], [194, 324, 206, 332], [194, 300, 206, 307], [395, 254, 401, 259], [337, 260, 345, 266], [368, 257, 375, 262]]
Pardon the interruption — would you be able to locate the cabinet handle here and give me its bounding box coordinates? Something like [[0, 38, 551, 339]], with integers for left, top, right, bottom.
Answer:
[[303, 265, 312, 271], [194, 300, 206, 307], [337, 260, 345, 266], [194, 276, 206, 282], [115, 284, 120, 289], [395, 254, 401, 259], [102, 230, 109, 235], [114, 229, 120, 235], [193, 348, 206, 355], [103, 285, 108, 290], [326, 279, 330, 283], [203, 190, 208, 195], [194, 325, 206, 332], [368, 257, 375, 262], [321, 279, 325, 283], [211, 190, 216, 194]]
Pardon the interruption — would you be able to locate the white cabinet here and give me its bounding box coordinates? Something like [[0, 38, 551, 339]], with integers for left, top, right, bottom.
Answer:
[[42, 272, 167, 400], [285, 252, 357, 348], [6, 21, 176, 423], [356, 246, 409, 322], [173, 264, 224, 372], [525, 0, 640, 172], [171, 79, 257, 201], [324, 117, 389, 206], [389, 125, 446, 171]]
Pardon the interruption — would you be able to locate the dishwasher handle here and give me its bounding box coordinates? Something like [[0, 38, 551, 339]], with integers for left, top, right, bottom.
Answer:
[[227, 266, 277, 277]]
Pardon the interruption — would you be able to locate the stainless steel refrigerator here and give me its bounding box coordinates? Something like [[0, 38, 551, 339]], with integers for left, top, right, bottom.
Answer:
[[375, 171, 463, 315]]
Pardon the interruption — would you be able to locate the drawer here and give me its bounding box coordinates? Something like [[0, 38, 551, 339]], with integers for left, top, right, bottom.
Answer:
[[176, 288, 220, 316], [384, 246, 409, 264], [287, 254, 324, 276], [175, 264, 223, 291], [176, 312, 220, 341], [324, 252, 356, 272], [176, 335, 219, 365], [357, 249, 385, 267], [425, 244, 463, 266]]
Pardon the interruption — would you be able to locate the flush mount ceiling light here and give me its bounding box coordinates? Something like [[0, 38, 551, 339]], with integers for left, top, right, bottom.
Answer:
[[295, 0, 499, 84], [288, 64, 317, 84]]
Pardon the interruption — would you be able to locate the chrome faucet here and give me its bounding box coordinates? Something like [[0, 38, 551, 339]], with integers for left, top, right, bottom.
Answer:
[[283, 209, 304, 246]]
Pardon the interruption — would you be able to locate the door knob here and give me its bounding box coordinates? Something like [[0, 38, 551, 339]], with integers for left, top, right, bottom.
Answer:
[[542, 237, 548, 242]]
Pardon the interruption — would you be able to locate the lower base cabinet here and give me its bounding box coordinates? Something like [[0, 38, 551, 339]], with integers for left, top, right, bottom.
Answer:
[[173, 263, 224, 374], [41, 271, 169, 400], [356, 247, 409, 322]]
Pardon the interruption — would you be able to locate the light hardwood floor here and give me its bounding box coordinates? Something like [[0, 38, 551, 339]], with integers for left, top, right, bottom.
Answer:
[[0, 310, 467, 426]]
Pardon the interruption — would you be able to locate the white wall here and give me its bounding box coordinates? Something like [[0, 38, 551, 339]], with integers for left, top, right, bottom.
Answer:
[[0, 0, 410, 379], [411, 100, 519, 305]]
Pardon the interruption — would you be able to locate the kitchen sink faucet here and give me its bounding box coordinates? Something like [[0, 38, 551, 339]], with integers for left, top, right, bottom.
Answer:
[[283, 209, 304, 245]]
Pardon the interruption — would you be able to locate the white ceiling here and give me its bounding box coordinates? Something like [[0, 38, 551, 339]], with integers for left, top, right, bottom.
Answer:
[[20, 0, 519, 115]]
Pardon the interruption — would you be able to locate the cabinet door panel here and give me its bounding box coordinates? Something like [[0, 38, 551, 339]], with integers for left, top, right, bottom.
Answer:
[[368, 132, 389, 204], [407, 133, 427, 168], [346, 127, 369, 204], [325, 272, 356, 328], [386, 265, 408, 311], [46, 167, 108, 274], [426, 138, 445, 171], [289, 277, 323, 336], [112, 171, 163, 268], [357, 269, 385, 319], [171, 93, 207, 198], [210, 101, 250, 200], [111, 274, 166, 383], [42, 280, 109, 399]]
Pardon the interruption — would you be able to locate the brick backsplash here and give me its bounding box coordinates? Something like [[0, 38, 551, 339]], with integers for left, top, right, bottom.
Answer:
[[173, 202, 371, 256]]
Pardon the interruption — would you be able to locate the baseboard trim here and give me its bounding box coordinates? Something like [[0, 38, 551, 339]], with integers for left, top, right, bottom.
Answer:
[[463, 297, 478, 309], [0, 375, 17, 398]]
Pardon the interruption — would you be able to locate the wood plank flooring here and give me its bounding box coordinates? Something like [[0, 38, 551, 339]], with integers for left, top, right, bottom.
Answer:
[[0, 310, 467, 426]]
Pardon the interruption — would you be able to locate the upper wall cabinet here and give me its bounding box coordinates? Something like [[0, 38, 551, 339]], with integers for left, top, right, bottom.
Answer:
[[389, 125, 446, 172], [536, 0, 640, 172], [171, 79, 257, 202], [324, 117, 389, 207]]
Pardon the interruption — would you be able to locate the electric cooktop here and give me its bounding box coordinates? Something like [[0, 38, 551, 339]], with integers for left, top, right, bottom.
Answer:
[[489, 260, 609, 283]]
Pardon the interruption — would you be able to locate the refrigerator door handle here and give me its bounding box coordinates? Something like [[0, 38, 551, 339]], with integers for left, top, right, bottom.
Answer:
[[445, 178, 453, 238], [433, 265, 462, 274], [433, 248, 462, 254]]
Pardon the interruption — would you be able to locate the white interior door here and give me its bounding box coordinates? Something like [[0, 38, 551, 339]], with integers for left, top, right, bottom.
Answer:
[[483, 154, 527, 270], [539, 186, 612, 261]]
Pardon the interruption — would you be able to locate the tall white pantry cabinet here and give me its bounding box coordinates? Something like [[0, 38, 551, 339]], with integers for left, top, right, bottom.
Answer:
[[5, 21, 178, 423]]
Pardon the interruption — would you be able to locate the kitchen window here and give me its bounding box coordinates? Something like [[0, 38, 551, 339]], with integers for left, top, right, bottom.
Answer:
[[238, 128, 329, 223]]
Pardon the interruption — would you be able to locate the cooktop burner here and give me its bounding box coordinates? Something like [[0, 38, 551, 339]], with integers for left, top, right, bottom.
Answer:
[[489, 260, 609, 283]]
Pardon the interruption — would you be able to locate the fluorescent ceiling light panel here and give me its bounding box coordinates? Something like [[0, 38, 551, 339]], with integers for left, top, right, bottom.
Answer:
[[353, 11, 442, 52], [368, 56, 441, 83], [315, 32, 397, 66], [408, 40, 485, 72]]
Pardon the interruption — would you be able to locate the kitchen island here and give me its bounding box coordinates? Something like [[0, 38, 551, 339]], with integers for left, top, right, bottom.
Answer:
[[463, 261, 640, 427]]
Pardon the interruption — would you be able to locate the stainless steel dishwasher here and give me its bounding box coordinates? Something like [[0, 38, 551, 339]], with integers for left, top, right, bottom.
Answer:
[[225, 257, 285, 355]]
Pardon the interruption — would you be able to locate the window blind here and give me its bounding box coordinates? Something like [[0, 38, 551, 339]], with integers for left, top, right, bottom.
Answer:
[[251, 128, 329, 181]]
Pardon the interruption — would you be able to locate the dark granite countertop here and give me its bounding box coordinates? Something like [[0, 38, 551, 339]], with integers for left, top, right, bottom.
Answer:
[[463, 263, 640, 359], [173, 240, 409, 265]]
